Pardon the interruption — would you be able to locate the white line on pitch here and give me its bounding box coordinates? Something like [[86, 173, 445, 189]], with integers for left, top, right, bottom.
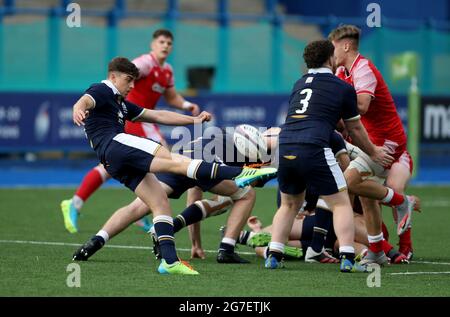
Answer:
[[0, 239, 256, 255], [422, 200, 450, 207], [411, 260, 450, 266], [389, 271, 450, 275], [2, 239, 450, 260]]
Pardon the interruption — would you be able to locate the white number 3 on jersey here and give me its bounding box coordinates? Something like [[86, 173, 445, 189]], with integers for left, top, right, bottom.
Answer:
[[295, 88, 313, 114]]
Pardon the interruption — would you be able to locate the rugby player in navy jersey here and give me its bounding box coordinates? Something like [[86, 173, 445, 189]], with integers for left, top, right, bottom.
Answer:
[[72, 126, 273, 265], [241, 129, 407, 264], [265, 40, 393, 273], [71, 57, 277, 275]]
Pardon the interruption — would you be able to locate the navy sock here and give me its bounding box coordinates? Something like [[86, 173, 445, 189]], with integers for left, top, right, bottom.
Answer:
[[153, 217, 178, 264], [310, 208, 333, 253], [173, 204, 204, 233], [194, 161, 242, 180]]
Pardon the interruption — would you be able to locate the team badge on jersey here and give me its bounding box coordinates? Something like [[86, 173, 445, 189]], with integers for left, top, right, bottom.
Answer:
[[152, 83, 165, 93]]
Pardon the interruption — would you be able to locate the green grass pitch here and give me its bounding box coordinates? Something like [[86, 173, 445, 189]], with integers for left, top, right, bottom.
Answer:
[[1, 186, 449, 296]]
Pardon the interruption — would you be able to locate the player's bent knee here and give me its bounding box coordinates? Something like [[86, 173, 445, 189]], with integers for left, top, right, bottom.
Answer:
[[281, 200, 302, 212], [95, 165, 111, 181], [153, 145, 171, 159], [344, 167, 363, 191]]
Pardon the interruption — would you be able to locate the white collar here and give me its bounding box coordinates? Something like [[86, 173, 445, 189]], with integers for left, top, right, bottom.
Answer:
[[308, 67, 333, 74], [348, 53, 361, 73], [101, 79, 121, 96]]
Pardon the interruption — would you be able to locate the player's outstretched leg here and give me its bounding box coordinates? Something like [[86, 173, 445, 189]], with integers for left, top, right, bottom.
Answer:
[[234, 167, 277, 188], [73, 234, 107, 261]]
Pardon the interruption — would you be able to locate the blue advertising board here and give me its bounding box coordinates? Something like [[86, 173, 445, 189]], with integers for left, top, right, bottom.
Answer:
[[0, 92, 409, 152]]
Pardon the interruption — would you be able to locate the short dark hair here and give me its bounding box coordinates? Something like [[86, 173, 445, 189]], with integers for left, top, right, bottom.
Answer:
[[108, 57, 139, 78], [328, 24, 361, 47], [303, 40, 335, 69], [153, 28, 173, 40]]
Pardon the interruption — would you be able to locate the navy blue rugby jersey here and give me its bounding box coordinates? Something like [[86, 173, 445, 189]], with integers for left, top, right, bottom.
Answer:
[[279, 68, 360, 147], [83, 80, 145, 156]]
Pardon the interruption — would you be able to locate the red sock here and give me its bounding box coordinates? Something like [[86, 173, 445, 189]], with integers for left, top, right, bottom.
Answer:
[[382, 188, 405, 206], [399, 227, 412, 246], [369, 241, 383, 253], [390, 192, 405, 206], [75, 167, 105, 201], [381, 239, 393, 254]]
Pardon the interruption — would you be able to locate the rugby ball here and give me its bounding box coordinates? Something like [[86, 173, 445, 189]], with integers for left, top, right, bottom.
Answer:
[[233, 124, 267, 162]]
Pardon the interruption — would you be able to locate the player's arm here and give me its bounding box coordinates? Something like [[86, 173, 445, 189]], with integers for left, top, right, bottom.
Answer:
[[353, 61, 377, 115], [335, 119, 349, 140], [163, 87, 201, 116], [186, 187, 205, 259], [342, 86, 393, 167], [188, 222, 205, 259], [344, 119, 393, 167], [356, 94, 372, 115], [135, 108, 211, 125], [73, 95, 95, 126]]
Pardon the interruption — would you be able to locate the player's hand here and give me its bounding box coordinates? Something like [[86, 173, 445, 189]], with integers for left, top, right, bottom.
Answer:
[[296, 210, 313, 220], [73, 108, 89, 126], [247, 216, 263, 232], [371, 145, 394, 167], [196, 111, 212, 123], [340, 128, 350, 141], [191, 246, 206, 259], [188, 103, 201, 116]]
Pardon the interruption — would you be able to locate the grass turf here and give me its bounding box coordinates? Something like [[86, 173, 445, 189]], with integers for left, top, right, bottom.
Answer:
[[1, 186, 450, 296]]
